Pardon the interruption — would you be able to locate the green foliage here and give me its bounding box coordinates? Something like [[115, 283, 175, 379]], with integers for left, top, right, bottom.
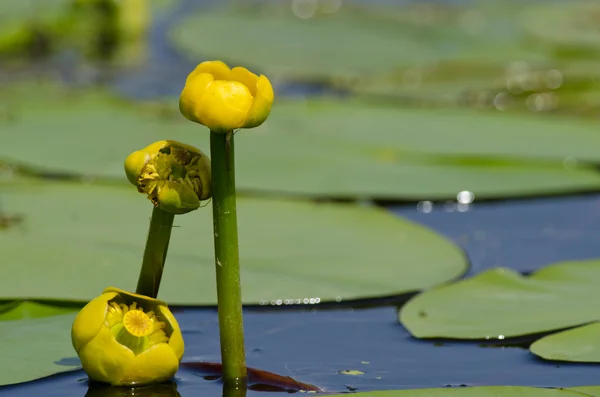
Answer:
[[0, 302, 78, 386], [531, 322, 600, 363], [0, 179, 467, 305], [400, 260, 600, 339], [2, 83, 600, 201]]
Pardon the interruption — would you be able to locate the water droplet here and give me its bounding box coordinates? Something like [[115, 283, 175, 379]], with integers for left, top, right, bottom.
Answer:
[[457, 191, 474, 204], [493, 92, 511, 111], [443, 201, 456, 212], [545, 69, 563, 89], [291, 0, 317, 19], [417, 201, 433, 213]]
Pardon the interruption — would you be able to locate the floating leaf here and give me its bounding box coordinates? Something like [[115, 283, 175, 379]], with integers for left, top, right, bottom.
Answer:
[[0, 302, 78, 386], [0, 179, 467, 305], [522, 2, 600, 54], [568, 387, 600, 397], [327, 387, 589, 397], [400, 260, 600, 339], [0, 301, 76, 321], [2, 83, 600, 201], [530, 322, 600, 363], [169, 2, 545, 80]]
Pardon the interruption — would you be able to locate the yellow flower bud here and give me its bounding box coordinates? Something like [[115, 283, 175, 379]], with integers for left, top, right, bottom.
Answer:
[[71, 287, 185, 386], [124, 140, 211, 214], [179, 60, 275, 133]]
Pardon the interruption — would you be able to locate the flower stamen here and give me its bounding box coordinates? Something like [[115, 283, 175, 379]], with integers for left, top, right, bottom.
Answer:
[[106, 302, 170, 355]]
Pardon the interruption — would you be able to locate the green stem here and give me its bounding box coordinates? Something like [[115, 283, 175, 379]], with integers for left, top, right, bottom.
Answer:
[[210, 130, 247, 382], [135, 206, 175, 298], [223, 378, 248, 397]]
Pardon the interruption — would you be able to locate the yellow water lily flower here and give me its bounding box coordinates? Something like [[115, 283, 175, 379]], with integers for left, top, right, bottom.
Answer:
[[179, 60, 274, 133], [124, 140, 211, 214], [71, 287, 184, 386]]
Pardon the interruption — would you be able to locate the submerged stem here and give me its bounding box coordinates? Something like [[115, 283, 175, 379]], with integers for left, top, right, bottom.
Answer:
[[210, 130, 247, 382], [136, 206, 175, 298]]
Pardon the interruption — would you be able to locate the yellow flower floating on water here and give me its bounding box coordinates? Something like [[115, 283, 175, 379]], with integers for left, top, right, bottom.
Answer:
[[124, 140, 212, 214], [179, 60, 274, 133], [71, 287, 184, 386]]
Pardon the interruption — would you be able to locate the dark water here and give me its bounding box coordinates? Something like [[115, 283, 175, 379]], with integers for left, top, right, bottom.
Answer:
[[4, 0, 600, 396], [3, 194, 600, 397]]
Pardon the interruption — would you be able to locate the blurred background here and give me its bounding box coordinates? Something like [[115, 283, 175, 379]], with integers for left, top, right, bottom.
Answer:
[[2, 0, 600, 395]]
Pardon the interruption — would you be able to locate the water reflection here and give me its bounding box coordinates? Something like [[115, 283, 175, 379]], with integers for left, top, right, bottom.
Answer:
[[85, 381, 180, 397]]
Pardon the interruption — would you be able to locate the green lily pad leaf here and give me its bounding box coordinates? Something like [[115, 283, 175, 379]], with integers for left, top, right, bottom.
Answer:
[[522, 2, 600, 54], [0, 303, 78, 386], [530, 322, 600, 363], [329, 387, 589, 397], [0, 301, 76, 321], [400, 260, 600, 339], [568, 387, 600, 397], [3, 83, 600, 201], [169, 2, 546, 80], [0, 179, 467, 305]]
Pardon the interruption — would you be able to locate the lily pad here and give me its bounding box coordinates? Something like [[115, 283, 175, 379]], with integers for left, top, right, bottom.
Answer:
[[3, 83, 600, 201], [0, 178, 467, 305], [327, 387, 589, 397], [0, 303, 78, 386], [169, 2, 545, 80], [530, 322, 600, 363], [0, 300, 76, 321], [522, 2, 600, 55], [400, 259, 600, 339], [569, 387, 600, 397]]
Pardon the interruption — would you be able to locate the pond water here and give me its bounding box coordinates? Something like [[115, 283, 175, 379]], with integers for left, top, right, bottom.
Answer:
[[3, 194, 600, 397], [2, 0, 599, 396]]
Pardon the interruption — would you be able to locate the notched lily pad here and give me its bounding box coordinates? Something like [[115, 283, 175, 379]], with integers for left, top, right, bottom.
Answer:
[[400, 260, 600, 339], [0, 179, 468, 305]]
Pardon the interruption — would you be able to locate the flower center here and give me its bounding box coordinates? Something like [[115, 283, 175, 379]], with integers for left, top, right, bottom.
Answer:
[[106, 302, 169, 355], [123, 310, 153, 337], [137, 146, 208, 209]]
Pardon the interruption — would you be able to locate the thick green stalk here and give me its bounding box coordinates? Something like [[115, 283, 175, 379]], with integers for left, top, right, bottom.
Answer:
[[223, 379, 248, 397], [210, 130, 247, 382], [135, 206, 175, 298]]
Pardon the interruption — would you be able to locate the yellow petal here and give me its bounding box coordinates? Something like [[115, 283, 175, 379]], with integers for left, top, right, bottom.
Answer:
[[126, 343, 180, 386], [71, 291, 118, 353], [159, 305, 185, 361], [196, 154, 212, 200], [244, 75, 274, 129], [229, 67, 259, 96], [157, 181, 200, 214], [195, 80, 254, 133], [179, 73, 214, 123], [78, 326, 137, 386], [165, 140, 207, 158], [185, 60, 230, 84], [103, 286, 168, 307]]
